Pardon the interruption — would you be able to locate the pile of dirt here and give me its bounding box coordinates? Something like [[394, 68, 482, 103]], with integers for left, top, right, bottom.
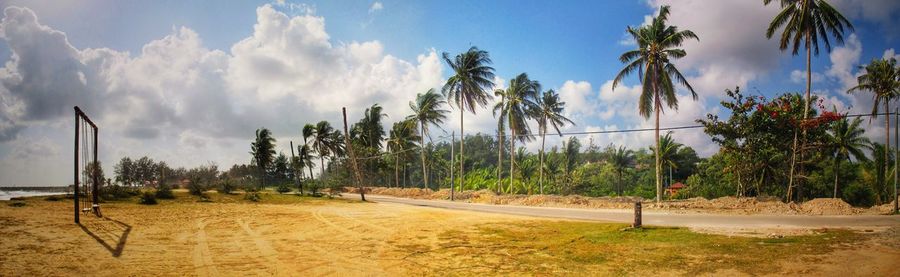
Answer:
[[800, 198, 859, 215], [352, 186, 890, 215]]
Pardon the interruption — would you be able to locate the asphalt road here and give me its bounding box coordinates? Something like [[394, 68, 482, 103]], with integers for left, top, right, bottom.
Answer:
[[344, 194, 900, 230]]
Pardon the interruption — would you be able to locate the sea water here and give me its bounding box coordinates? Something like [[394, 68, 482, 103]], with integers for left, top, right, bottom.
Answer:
[[0, 190, 66, 200]]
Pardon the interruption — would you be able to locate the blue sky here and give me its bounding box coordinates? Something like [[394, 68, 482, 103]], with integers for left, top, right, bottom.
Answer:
[[0, 0, 898, 185]]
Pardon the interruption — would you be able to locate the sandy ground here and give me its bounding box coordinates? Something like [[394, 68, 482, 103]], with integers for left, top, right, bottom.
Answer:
[[0, 195, 898, 276]]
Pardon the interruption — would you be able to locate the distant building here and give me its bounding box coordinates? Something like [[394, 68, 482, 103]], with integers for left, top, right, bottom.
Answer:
[[666, 182, 685, 195]]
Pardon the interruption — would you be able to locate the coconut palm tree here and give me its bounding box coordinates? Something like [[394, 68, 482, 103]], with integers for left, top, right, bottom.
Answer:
[[765, 0, 853, 195], [302, 124, 316, 179], [310, 121, 343, 179], [561, 137, 581, 195], [826, 116, 870, 198], [352, 104, 388, 150], [494, 73, 540, 193], [250, 128, 276, 188], [494, 91, 507, 193], [407, 89, 449, 190], [613, 5, 698, 203], [535, 89, 575, 194], [387, 120, 420, 188], [608, 146, 635, 196], [653, 133, 682, 190], [442, 46, 496, 193], [848, 57, 900, 179]]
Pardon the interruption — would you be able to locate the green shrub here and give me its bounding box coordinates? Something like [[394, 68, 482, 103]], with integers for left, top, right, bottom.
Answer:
[[843, 183, 875, 207], [218, 179, 237, 194], [244, 192, 261, 202], [155, 183, 175, 199], [44, 195, 63, 201], [8, 201, 26, 207], [100, 184, 140, 200], [243, 183, 260, 193], [276, 183, 292, 194], [138, 191, 158, 205], [187, 177, 207, 196]]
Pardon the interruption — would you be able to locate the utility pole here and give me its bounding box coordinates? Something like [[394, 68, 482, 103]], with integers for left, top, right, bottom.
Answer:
[[342, 107, 365, 201], [450, 132, 455, 201]]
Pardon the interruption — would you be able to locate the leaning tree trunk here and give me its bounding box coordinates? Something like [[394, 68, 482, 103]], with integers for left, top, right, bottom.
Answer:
[[319, 156, 326, 180], [886, 100, 891, 190], [395, 153, 400, 188]]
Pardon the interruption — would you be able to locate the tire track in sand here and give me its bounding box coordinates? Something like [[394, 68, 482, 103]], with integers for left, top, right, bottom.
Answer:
[[236, 219, 288, 276], [192, 219, 220, 277]]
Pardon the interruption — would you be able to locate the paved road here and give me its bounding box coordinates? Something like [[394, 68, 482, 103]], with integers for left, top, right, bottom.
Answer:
[[344, 194, 900, 230]]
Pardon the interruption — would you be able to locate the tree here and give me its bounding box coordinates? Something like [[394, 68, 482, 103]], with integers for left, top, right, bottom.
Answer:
[[535, 89, 575, 194], [494, 90, 506, 193], [765, 0, 853, 196], [653, 133, 683, 190], [493, 73, 540, 193], [442, 46, 496, 194], [847, 57, 900, 184], [608, 146, 634, 196], [613, 5, 699, 202], [826, 116, 870, 198], [310, 121, 344, 179], [114, 157, 134, 187], [407, 89, 449, 190], [562, 137, 581, 194], [302, 124, 317, 179], [387, 120, 420, 187], [250, 128, 276, 188]]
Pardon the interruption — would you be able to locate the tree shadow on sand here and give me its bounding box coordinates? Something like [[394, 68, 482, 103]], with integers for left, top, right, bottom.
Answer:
[[78, 217, 131, 257]]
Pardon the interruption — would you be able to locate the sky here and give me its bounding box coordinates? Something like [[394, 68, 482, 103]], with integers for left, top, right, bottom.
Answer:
[[0, 0, 898, 186]]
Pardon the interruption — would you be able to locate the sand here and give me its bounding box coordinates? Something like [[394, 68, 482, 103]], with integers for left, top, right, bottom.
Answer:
[[0, 193, 897, 276]]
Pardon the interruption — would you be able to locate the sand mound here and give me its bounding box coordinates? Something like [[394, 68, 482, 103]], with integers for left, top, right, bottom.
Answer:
[[801, 198, 858, 215]]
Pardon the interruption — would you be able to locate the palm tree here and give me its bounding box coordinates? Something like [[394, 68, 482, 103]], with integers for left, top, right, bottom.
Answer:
[[407, 89, 449, 190], [653, 133, 682, 190], [613, 5, 698, 203], [442, 46, 496, 193], [387, 120, 420, 187], [352, 104, 388, 149], [765, 0, 853, 197], [310, 121, 343, 179], [608, 146, 635, 196], [535, 89, 575, 194], [250, 128, 276, 188], [297, 144, 316, 179], [494, 73, 540, 193], [848, 57, 900, 180], [302, 124, 316, 179], [561, 137, 580, 195], [494, 91, 507, 193], [826, 116, 870, 198]]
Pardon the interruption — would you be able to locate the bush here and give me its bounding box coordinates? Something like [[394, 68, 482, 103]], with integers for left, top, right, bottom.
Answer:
[[244, 192, 261, 202], [100, 184, 140, 200], [276, 183, 292, 194], [843, 183, 875, 207], [187, 177, 207, 196], [138, 191, 158, 205], [218, 179, 237, 194], [155, 183, 175, 199], [198, 194, 213, 202], [45, 195, 63, 201], [243, 183, 260, 193], [8, 201, 26, 207]]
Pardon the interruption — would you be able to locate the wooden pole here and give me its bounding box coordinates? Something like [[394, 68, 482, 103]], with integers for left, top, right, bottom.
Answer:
[[74, 108, 80, 224], [633, 201, 642, 228], [92, 124, 100, 217], [290, 140, 302, 194], [450, 132, 455, 201], [342, 108, 365, 201]]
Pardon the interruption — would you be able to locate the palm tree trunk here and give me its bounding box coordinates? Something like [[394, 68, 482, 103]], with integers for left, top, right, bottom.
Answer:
[[833, 157, 839, 198], [497, 130, 503, 193], [420, 126, 428, 190], [395, 154, 400, 188], [510, 128, 516, 194], [319, 155, 326, 181], [459, 110, 465, 193], [539, 124, 546, 195], [787, 131, 798, 201], [885, 100, 891, 189], [654, 82, 662, 203]]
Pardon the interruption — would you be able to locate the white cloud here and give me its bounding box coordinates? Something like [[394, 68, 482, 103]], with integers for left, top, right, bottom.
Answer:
[[369, 2, 383, 14], [0, 5, 443, 185], [789, 70, 824, 84]]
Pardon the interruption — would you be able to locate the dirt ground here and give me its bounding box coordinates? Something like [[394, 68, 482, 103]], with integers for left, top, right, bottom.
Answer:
[[0, 192, 897, 276], [351, 187, 898, 215]]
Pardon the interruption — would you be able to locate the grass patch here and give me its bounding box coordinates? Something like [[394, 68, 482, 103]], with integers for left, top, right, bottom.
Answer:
[[7, 201, 26, 207], [430, 221, 861, 275]]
